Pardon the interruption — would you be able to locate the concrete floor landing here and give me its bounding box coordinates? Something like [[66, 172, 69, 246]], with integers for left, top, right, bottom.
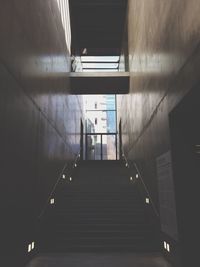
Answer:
[[27, 253, 172, 267]]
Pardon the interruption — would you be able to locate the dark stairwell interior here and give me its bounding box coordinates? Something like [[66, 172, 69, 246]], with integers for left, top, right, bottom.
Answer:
[[2, 1, 199, 267], [39, 161, 160, 252]]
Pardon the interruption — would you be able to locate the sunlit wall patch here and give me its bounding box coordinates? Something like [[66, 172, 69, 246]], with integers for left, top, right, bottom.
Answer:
[[56, 0, 71, 52]]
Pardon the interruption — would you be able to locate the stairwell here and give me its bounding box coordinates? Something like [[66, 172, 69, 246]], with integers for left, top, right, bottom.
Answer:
[[39, 160, 160, 252]]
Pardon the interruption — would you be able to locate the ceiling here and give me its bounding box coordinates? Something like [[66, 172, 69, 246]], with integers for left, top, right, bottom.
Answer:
[[69, 0, 128, 56]]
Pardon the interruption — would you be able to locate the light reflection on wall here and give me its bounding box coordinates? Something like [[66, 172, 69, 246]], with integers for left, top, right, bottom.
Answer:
[[20, 55, 70, 78], [129, 53, 181, 75], [56, 0, 71, 52]]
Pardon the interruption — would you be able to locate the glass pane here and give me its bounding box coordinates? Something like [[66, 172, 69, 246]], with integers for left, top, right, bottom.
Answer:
[[106, 95, 116, 110], [82, 63, 119, 69], [81, 56, 119, 62], [86, 110, 116, 133], [84, 95, 116, 111], [102, 135, 116, 160], [106, 111, 116, 133], [86, 111, 107, 133], [83, 69, 119, 72], [86, 135, 101, 160]]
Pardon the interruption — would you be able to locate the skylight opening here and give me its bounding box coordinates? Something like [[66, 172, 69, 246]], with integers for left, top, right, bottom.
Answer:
[[71, 56, 120, 72], [82, 63, 119, 69], [81, 56, 119, 63], [82, 69, 119, 72]]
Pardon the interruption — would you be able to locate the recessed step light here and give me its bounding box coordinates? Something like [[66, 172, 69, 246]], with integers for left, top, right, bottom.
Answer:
[[50, 198, 55, 205], [28, 241, 35, 253], [167, 243, 170, 252], [163, 241, 171, 253], [31, 242, 35, 250], [28, 244, 32, 253]]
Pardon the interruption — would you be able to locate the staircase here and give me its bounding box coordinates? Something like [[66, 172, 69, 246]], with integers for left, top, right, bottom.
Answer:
[[39, 161, 160, 252]]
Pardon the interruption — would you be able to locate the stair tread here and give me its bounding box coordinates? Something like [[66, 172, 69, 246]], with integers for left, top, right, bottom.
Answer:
[[39, 160, 160, 252]]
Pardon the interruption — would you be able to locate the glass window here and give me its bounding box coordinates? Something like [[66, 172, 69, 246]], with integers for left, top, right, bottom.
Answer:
[[82, 63, 119, 69], [84, 95, 116, 111], [82, 69, 119, 72], [85, 111, 116, 133], [102, 135, 116, 160], [86, 135, 101, 160], [84, 95, 118, 160], [81, 56, 119, 63], [84, 95, 116, 134]]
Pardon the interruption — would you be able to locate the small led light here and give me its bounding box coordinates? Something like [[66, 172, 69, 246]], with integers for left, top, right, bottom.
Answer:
[[50, 198, 55, 204], [31, 242, 35, 250], [136, 174, 139, 179], [28, 244, 32, 253], [62, 174, 66, 179], [167, 243, 170, 252], [164, 241, 167, 249], [69, 177, 72, 181], [125, 163, 128, 167], [145, 198, 150, 204], [130, 177, 133, 181], [74, 163, 77, 167], [82, 48, 87, 55]]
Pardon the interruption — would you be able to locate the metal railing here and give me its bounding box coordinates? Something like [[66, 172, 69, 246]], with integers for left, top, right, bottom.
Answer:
[[38, 152, 81, 220], [71, 56, 83, 72], [121, 148, 160, 218], [84, 133, 118, 160]]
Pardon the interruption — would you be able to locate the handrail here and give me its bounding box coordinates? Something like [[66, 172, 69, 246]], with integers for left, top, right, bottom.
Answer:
[[121, 148, 160, 218], [71, 56, 83, 72], [38, 151, 81, 220]]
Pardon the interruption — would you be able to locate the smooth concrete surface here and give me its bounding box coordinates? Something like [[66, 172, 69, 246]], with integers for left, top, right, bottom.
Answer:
[[0, 1, 82, 267], [70, 72, 130, 94], [27, 253, 172, 267], [117, 0, 200, 266]]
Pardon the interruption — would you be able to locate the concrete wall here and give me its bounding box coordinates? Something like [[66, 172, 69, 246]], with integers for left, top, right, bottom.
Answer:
[[0, 1, 82, 266], [118, 0, 200, 265]]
